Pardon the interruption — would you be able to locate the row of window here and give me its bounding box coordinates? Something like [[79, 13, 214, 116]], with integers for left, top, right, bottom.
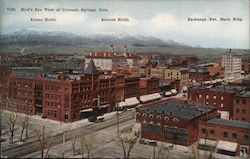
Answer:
[[48, 110, 57, 117], [45, 101, 61, 107], [235, 108, 246, 114], [44, 85, 61, 91], [201, 128, 249, 141], [45, 93, 61, 100], [199, 94, 224, 100], [236, 99, 246, 105]]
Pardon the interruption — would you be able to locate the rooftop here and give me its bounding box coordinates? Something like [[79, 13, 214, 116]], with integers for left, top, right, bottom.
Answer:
[[207, 118, 250, 129], [210, 85, 245, 93], [139, 99, 215, 120]]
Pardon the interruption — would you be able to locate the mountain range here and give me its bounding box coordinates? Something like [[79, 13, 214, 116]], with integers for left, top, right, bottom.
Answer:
[[0, 29, 190, 48]]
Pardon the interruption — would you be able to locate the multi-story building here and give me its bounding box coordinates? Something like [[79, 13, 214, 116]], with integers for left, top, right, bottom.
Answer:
[[124, 76, 140, 99], [164, 67, 189, 90], [242, 61, 250, 74], [139, 77, 159, 96], [221, 54, 242, 78], [136, 98, 219, 146], [233, 91, 250, 122], [85, 52, 139, 71], [150, 67, 165, 80], [198, 118, 250, 157], [188, 84, 249, 119], [0, 60, 149, 122]]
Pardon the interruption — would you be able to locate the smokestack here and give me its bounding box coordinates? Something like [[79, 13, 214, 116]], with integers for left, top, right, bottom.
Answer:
[[110, 43, 114, 53]]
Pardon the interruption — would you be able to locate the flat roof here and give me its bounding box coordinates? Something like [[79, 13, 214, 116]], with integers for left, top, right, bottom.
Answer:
[[236, 90, 250, 97], [139, 99, 215, 120], [207, 118, 250, 129]]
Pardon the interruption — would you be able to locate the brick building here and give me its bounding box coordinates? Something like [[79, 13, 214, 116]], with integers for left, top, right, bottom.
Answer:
[[187, 85, 248, 119], [242, 61, 250, 74], [136, 98, 218, 146], [124, 76, 140, 99], [198, 118, 250, 157], [233, 91, 250, 122], [0, 61, 147, 122], [139, 77, 159, 96]]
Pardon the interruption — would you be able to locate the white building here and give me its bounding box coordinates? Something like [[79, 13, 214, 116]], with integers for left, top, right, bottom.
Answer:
[[85, 52, 139, 71], [221, 54, 242, 78]]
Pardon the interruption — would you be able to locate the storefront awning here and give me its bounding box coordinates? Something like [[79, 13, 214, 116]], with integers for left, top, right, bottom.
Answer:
[[199, 138, 217, 147], [217, 140, 237, 152], [118, 101, 127, 108], [125, 97, 140, 106], [165, 91, 172, 96], [171, 89, 177, 94]]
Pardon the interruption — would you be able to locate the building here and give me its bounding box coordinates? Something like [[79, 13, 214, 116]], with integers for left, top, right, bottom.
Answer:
[[242, 61, 250, 74], [136, 98, 219, 146], [124, 76, 140, 99], [233, 91, 250, 122], [139, 77, 159, 96], [164, 67, 189, 91], [188, 84, 248, 119], [221, 54, 242, 78], [0, 61, 147, 122], [198, 118, 250, 157], [85, 52, 139, 71], [189, 63, 224, 83], [112, 67, 140, 77], [150, 67, 166, 80]]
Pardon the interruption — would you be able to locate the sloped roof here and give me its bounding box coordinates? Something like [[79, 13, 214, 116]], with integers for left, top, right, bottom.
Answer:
[[84, 59, 99, 75]]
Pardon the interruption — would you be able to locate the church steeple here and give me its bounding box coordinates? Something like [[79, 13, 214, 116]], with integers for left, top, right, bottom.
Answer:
[[84, 59, 99, 75]]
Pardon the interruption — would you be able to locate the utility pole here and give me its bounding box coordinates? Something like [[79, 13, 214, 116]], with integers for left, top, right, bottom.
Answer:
[[62, 131, 65, 158]]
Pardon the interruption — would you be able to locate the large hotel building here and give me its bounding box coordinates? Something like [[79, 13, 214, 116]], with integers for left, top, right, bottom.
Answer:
[[0, 60, 159, 123]]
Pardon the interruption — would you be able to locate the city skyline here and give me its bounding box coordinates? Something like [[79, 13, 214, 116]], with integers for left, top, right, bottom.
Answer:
[[1, 0, 249, 49]]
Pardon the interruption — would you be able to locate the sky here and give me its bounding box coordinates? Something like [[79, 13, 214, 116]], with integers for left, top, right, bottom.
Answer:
[[1, 0, 249, 49]]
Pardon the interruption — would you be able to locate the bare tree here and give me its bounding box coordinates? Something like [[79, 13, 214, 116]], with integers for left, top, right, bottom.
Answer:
[[20, 115, 29, 142], [79, 136, 92, 158], [157, 143, 173, 159], [116, 131, 139, 159], [34, 126, 51, 158], [7, 112, 17, 144], [68, 124, 78, 156]]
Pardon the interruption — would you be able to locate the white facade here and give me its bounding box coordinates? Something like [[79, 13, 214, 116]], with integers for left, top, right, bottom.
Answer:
[[221, 54, 242, 78], [85, 58, 112, 71]]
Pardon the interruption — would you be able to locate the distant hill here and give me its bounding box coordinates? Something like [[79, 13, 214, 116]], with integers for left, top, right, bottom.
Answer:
[[0, 29, 190, 48]]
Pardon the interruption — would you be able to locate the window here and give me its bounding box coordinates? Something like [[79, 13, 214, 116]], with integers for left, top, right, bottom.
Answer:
[[210, 130, 215, 135], [235, 109, 239, 113], [206, 95, 209, 99], [243, 135, 249, 141], [201, 129, 206, 134], [242, 109, 246, 114], [221, 103, 223, 108], [221, 97, 224, 100], [232, 133, 237, 139], [236, 99, 239, 103], [223, 132, 228, 138], [206, 102, 208, 105], [242, 99, 246, 104], [213, 95, 216, 99], [242, 118, 245, 121], [199, 94, 202, 98]]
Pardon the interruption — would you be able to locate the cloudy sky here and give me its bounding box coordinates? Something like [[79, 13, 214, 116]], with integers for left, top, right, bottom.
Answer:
[[1, 0, 249, 49]]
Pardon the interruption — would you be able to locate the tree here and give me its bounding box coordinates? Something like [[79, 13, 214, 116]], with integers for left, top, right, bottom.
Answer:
[[20, 115, 29, 142], [69, 124, 78, 156], [34, 126, 51, 158], [79, 136, 92, 158], [115, 104, 139, 159], [7, 112, 17, 144]]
